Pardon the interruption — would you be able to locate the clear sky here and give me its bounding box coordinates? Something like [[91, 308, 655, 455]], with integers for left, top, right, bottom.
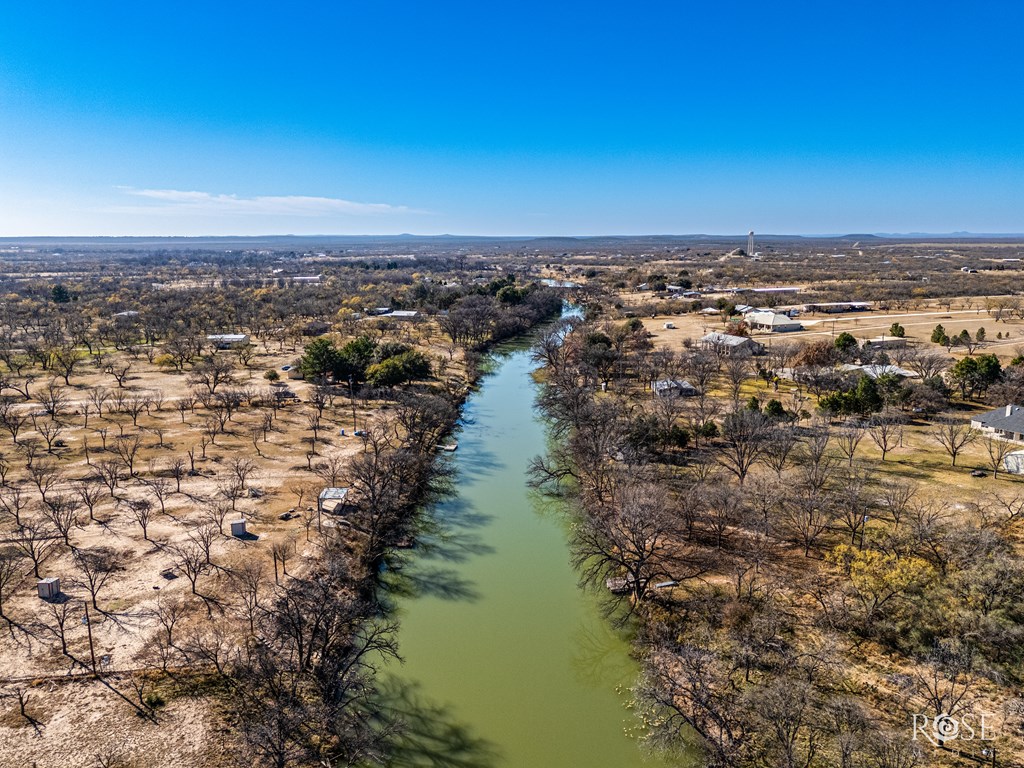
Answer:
[[1, 1, 1022, 237]]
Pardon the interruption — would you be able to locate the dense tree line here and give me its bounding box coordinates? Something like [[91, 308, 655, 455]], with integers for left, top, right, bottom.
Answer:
[[529, 317, 1024, 767]]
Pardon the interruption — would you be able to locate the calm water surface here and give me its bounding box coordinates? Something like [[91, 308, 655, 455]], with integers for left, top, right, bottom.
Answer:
[[379, 344, 694, 767]]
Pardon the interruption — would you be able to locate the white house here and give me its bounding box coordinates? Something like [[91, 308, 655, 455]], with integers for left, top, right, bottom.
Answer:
[[971, 404, 1024, 442], [746, 310, 803, 333], [699, 332, 764, 356], [839, 364, 919, 380]]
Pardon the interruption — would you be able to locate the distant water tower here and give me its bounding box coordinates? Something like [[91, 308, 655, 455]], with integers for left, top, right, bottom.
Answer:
[[747, 230, 754, 255]]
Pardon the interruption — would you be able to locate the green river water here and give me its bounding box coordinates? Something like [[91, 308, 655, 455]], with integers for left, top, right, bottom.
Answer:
[[378, 341, 696, 768]]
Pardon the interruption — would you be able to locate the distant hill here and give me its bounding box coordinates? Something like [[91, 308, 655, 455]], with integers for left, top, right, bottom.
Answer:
[[2, 232, 1023, 250]]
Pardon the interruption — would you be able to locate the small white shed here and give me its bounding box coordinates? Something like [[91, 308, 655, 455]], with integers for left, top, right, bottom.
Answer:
[[38, 577, 60, 600], [1004, 451, 1024, 475]]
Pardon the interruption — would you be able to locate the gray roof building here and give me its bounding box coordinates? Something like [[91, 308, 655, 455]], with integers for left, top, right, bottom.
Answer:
[[971, 404, 1024, 442], [699, 332, 764, 356], [746, 310, 803, 333], [652, 379, 698, 397]]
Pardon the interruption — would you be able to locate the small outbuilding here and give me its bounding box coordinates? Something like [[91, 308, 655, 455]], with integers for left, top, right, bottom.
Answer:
[[318, 487, 350, 515], [652, 379, 698, 397], [1004, 451, 1024, 475], [37, 577, 60, 600], [207, 333, 250, 349]]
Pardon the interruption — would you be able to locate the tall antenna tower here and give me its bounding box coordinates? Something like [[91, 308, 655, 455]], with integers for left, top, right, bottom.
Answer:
[[747, 230, 754, 256]]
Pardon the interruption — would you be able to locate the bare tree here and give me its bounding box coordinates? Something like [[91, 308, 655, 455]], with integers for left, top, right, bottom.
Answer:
[[760, 425, 798, 477], [42, 494, 82, 547], [38, 381, 70, 421], [230, 559, 267, 634], [271, 539, 295, 583], [305, 412, 322, 455], [123, 497, 155, 541], [28, 459, 62, 505], [229, 456, 258, 490], [88, 387, 111, 419], [716, 409, 769, 485], [985, 436, 1015, 480], [906, 348, 950, 380], [96, 459, 123, 499], [43, 599, 76, 656], [723, 353, 752, 406], [112, 432, 143, 476], [572, 482, 705, 607], [912, 644, 976, 748], [867, 412, 904, 462], [876, 479, 916, 528], [0, 547, 24, 621], [176, 396, 194, 423], [0, 399, 28, 443], [313, 453, 346, 488], [168, 456, 188, 493], [218, 478, 245, 512], [0, 486, 30, 527], [930, 417, 978, 466], [143, 476, 172, 515], [171, 542, 208, 595], [835, 421, 867, 467], [105, 360, 133, 388], [202, 500, 232, 535], [37, 420, 65, 454], [781, 485, 837, 557], [74, 547, 124, 610], [188, 355, 236, 395], [123, 395, 149, 427], [13, 518, 59, 578]]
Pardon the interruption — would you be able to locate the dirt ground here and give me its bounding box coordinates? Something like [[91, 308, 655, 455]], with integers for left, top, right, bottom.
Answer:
[[627, 295, 1024, 359], [0, 323, 461, 766]]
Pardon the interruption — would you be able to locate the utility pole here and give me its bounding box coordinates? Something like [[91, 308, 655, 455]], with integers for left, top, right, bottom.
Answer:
[[349, 374, 357, 431], [83, 602, 97, 675]]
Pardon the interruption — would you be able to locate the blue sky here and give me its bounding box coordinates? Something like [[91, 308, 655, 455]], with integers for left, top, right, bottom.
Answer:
[[1, 1, 1022, 236]]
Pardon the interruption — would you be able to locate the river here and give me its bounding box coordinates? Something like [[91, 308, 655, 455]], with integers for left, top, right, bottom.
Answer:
[[377, 337, 694, 767]]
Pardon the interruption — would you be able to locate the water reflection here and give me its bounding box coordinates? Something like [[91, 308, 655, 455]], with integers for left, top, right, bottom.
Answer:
[[372, 676, 502, 768]]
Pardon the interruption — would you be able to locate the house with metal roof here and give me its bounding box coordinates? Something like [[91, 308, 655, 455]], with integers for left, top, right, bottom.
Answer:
[[699, 332, 764, 356], [839, 364, 919, 380], [652, 379, 698, 397], [746, 310, 803, 333], [207, 333, 250, 349]]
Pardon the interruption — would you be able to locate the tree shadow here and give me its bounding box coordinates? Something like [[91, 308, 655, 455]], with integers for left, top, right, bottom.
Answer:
[[416, 496, 496, 564], [450, 441, 505, 478], [379, 563, 481, 605], [370, 676, 501, 768]]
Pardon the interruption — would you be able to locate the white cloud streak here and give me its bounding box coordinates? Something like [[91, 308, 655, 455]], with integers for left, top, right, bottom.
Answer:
[[113, 187, 420, 217]]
